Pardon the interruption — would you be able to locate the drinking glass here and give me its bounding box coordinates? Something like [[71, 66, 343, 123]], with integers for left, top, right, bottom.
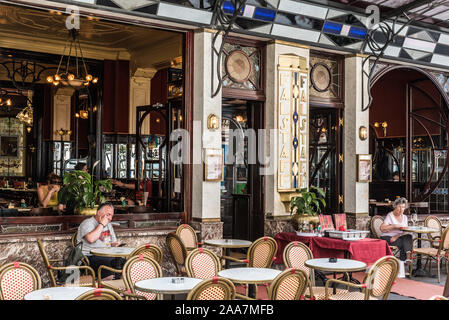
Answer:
[[411, 213, 418, 226]]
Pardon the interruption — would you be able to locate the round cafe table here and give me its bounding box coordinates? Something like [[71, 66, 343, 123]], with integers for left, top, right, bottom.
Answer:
[[90, 247, 135, 258], [402, 226, 439, 277], [305, 258, 367, 294], [218, 267, 281, 298], [135, 277, 203, 300], [24, 286, 92, 300], [204, 239, 252, 269]]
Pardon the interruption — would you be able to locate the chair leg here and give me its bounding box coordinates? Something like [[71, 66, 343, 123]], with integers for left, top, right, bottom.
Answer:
[[409, 256, 414, 278], [437, 259, 441, 283]]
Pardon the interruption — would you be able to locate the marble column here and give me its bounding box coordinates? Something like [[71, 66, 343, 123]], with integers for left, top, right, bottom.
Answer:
[[191, 29, 223, 242], [129, 67, 157, 135], [53, 87, 74, 141], [344, 55, 371, 230]]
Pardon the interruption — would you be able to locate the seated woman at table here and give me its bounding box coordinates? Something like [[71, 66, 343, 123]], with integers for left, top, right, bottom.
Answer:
[[380, 197, 412, 278], [37, 172, 64, 213], [74, 162, 88, 173]]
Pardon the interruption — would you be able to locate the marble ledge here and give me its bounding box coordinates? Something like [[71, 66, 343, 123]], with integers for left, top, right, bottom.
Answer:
[[0, 227, 177, 244]]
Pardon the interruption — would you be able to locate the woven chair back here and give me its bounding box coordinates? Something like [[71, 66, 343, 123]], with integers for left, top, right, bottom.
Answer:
[[187, 277, 235, 300], [129, 243, 163, 264], [425, 216, 442, 239], [71, 231, 78, 248], [166, 233, 188, 274], [123, 255, 162, 300], [0, 262, 41, 300], [176, 224, 198, 249], [440, 226, 449, 251], [370, 215, 384, 239], [36, 239, 58, 287], [283, 241, 313, 278], [333, 214, 347, 230], [365, 256, 399, 299], [268, 268, 309, 300], [248, 236, 278, 268], [319, 215, 335, 231], [186, 248, 221, 279], [75, 288, 123, 300]]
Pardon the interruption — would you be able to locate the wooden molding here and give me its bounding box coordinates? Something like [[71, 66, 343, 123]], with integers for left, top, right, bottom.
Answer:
[[270, 39, 310, 50]]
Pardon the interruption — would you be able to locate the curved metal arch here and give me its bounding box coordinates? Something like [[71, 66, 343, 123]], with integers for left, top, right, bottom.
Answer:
[[370, 65, 449, 203]]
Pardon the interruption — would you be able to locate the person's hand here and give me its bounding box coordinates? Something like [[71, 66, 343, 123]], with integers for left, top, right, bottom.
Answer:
[[391, 235, 400, 242], [111, 242, 119, 247], [99, 215, 109, 227], [391, 224, 402, 230], [52, 185, 60, 192]]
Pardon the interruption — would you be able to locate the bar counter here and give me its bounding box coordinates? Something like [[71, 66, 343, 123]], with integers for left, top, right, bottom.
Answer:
[[0, 212, 184, 287]]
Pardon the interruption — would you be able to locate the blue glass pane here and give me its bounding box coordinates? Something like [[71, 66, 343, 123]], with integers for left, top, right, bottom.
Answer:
[[254, 7, 276, 21], [223, 1, 244, 14], [349, 27, 367, 40], [323, 21, 342, 35]]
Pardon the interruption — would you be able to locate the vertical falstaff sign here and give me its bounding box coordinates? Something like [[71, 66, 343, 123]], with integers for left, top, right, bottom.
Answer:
[[278, 55, 308, 192]]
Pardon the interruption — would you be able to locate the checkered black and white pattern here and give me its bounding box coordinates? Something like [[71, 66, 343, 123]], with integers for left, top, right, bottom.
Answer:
[[51, 0, 449, 70]]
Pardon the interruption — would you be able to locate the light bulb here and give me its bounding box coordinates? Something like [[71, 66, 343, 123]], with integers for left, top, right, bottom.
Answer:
[[54, 74, 61, 81], [93, 106, 97, 112], [84, 82, 89, 86], [68, 74, 75, 81], [85, 74, 93, 81], [6, 99, 12, 106], [47, 76, 53, 83], [26, 127, 31, 133], [53, 81, 59, 86], [92, 78, 98, 84], [75, 113, 80, 118]]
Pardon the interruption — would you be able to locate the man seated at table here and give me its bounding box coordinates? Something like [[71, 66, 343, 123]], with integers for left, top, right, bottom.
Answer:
[[379, 197, 412, 278], [77, 203, 124, 281]]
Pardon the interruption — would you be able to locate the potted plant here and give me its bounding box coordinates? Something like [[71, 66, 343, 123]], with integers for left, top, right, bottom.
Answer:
[[58, 170, 112, 215], [289, 186, 326, 231]]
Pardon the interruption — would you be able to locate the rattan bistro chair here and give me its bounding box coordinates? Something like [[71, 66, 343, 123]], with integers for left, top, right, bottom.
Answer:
[[37, 239, 96, 287], [166, 233, 188, 276], [370, 215, 399, 257], [222, 236, 278, 268], [283, 241, 348, 300], [222, 236, 277, 299], [325, 256, 399, 300], [97, 243, 163, 293], [268, 268, 310, 300], [129, 243, 163, 264], [186, 248, 221, 279], [409, 226, 449, 283], [176, 224, 203, 251], [75, 288, 123, 300], [424, 215, 443, 249], [123, 255, 163, 300], [0, 262, 41, 300], [187, 277, 236, 300]]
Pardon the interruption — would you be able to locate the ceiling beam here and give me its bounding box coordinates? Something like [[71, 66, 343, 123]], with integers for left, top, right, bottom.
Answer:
[[382, 0, 433, 20]]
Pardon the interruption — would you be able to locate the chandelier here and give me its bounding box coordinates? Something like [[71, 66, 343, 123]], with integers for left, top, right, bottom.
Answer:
[[0, 89, 12, 107], [16, 101, 33, 129], [46, 29, 98, 89], [74, 88, 96, 120]]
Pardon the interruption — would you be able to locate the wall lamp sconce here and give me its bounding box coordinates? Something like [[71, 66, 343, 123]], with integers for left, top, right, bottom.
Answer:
[[207, 114, 219, 130], [57, 128, 72, 137], [373, 121, 388, 137], [359, 126, 367, 140]]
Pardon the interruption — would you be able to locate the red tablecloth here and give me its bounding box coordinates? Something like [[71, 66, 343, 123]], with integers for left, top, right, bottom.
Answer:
[[275, 232, 392, 266]]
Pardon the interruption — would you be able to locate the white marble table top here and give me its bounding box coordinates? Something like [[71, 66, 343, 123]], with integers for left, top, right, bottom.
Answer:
[[135, 277, 203, 294], [90, 247, 135, 257], [204, 239, 252, 248], [402, 226, 439, 234], [218, 268, 282, 284], [305, 258, 366, 272], [24, 286, 92, 300]]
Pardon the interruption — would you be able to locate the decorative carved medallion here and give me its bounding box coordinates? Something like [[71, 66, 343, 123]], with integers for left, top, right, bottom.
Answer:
[[310, 62, 331, 92], [225, 50, 253, 83]]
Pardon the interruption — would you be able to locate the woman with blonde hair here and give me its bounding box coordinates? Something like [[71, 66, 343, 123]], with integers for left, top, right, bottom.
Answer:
[[37, 172, 64, 213]]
